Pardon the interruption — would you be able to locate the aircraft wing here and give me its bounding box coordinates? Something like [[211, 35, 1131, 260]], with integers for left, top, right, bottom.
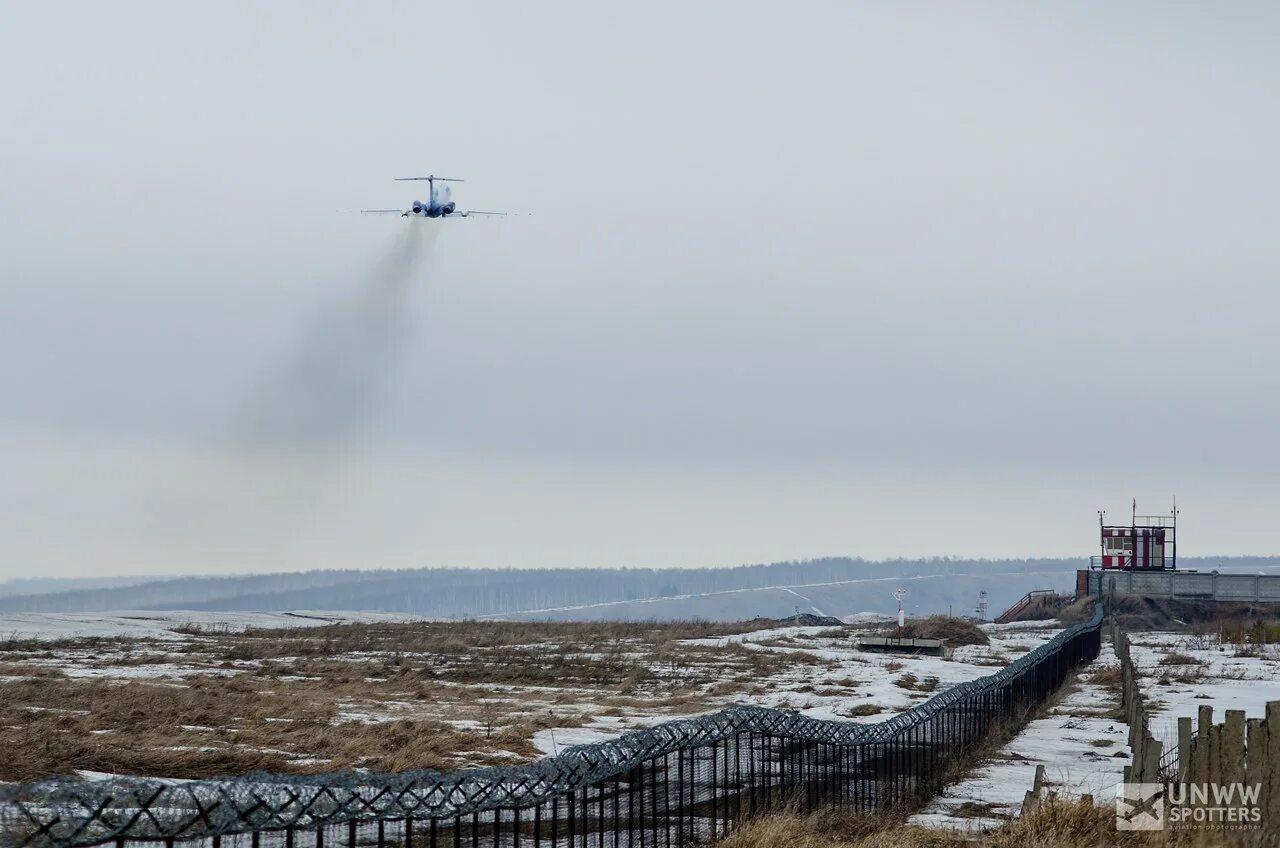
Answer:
[[360, 209, 406, 215], [455, 210, 507, 217]]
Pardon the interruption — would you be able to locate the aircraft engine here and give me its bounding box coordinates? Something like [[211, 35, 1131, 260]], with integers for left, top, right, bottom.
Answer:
[[442, 202, 456, 214], [411, 201, 424, 214]]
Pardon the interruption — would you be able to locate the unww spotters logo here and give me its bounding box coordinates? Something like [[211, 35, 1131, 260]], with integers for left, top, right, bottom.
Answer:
[[1117, 782, 1262, 832]]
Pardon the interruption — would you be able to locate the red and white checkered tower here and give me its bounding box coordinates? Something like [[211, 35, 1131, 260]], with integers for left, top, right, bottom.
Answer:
[[1092, 498, 1178, 571]]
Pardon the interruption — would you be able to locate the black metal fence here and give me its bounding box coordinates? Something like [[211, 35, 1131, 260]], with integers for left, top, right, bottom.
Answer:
[[1, 603, 1104, 848]]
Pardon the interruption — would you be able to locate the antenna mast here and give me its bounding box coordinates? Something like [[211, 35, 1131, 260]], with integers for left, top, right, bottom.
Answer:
[[891, 588, 908, 637]]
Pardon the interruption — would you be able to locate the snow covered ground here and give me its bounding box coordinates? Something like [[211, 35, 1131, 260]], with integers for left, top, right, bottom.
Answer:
[[0, 611, 1064, 781], [911, 644, 1130, 831], [1125, 630, 1280, 750], [0, 612, 1059, 761], [0, 610, 429, 640], [531, 619, 1062, 754]]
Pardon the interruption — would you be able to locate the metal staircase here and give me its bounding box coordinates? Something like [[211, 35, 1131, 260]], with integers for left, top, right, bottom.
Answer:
[[994, 589, 1058, 624]]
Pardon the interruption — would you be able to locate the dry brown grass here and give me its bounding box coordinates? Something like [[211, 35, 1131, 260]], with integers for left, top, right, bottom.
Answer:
[[1055, 597, 1098, 626], [0, 673, 549, 780], [715, 796, 1189, 847], [898, 616, 990, 647], [0, 618, 814, 782], [950, 799, 1009, 820], [1156, 651, 1203, 667], [716, 808, 963, 848], [887, 673, 939, 694], [842, 703, 884, 717], [966, 653, 1011, 667], [1086, 663, 1123, 691], [1001, 592, 1075, 624], [991, 795, 1192, 847]]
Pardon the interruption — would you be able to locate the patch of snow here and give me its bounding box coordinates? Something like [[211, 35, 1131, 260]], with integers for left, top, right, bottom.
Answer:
[[532, 716, 641, 756], [57, 663, 240, 680], [1127, 631, 1280, 749]]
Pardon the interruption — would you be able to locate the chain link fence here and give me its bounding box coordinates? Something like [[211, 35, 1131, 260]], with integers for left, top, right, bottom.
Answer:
[[1, 602, 1103, 848]]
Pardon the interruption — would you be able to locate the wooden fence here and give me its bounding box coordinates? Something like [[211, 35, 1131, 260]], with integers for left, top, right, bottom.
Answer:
[[1113, 623, 1280, 846]]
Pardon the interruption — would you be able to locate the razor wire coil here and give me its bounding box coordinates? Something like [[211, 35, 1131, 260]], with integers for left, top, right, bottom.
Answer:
[[0, 602, 1104, 848]]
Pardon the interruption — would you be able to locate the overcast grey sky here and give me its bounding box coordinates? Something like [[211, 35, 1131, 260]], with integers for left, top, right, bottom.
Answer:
[[3, 3, 1279, 579]]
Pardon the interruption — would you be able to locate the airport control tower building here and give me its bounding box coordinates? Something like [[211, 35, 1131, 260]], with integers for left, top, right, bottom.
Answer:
[[1091, 500, 1178, 572]]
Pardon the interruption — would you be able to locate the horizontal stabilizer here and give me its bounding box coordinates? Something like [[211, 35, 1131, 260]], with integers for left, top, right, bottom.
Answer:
[[395, 176, 464, 182]]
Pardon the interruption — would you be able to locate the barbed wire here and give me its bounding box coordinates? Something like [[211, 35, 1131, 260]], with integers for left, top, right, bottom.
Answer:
[[0, 602, 1103, 848]]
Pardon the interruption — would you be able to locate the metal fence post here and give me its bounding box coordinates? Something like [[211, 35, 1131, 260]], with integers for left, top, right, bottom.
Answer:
[[670, 748, 680, 845], [568, 788, 576, 848], [649, 757, 659, 845], [709, 740, 717, 840]]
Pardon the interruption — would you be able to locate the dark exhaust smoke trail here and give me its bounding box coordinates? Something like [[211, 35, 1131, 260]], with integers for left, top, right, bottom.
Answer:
[[237, 223, 437, 450], [137, 224, 437, 567]]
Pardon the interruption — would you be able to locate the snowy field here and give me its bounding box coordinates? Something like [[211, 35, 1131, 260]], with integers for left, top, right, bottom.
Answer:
[[1125, 629, 1280, 750], [531, 619, 1062, 754], [674, 620, 1059, 722], [0, 611, 1059, 783]]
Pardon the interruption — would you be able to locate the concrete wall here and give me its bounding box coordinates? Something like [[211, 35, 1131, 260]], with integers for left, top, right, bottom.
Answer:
[[1085, 569, 1280, 602]]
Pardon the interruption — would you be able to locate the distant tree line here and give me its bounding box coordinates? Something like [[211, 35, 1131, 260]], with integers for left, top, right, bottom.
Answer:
[[2, 556, 1273, 618]]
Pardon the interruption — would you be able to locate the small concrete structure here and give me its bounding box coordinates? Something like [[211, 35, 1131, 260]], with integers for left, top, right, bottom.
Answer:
[[856, 636, 945, 656]]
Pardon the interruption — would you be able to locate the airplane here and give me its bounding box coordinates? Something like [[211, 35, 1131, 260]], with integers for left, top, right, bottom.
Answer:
[[361, 175, 506, 219]]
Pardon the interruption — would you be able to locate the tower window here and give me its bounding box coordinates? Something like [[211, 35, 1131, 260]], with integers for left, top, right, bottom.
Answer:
[[1104, 537, 1132, 554]]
